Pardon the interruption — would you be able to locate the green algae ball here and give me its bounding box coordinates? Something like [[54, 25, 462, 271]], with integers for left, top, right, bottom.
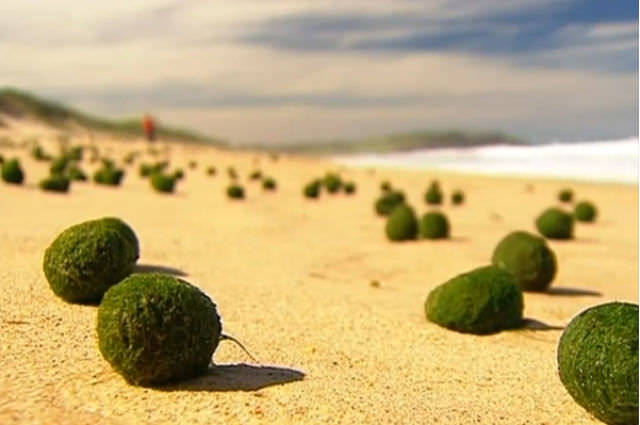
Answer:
[[375, 191, 406, 216], [50, 156, 70, 175], [380, 181, 392, 192], [385, 204, 418, 241], [249, 170, 262, 180], [424, 181, 443, 205], [206, 166, 216, 176], [303, 180, 321, 199], [68, 166, 87, 181], [343, 181, 356, 194], [559, 189, 573, 203], [558, 302, 638, 425], [425, 265, 523, 334], [227, 184, 244, 199], [324, 173, 342, 193], [419, 211, 449, 239], [172, 169, 184, 180], [1, 158, 24, 184], [491, 231, 556, 292], [575, 201, 597, 223], [262, 177, 277, 191], [151, 173, 176, 193], [97, 273, 222, 386], [40, 174, 70, 193], [94, 166, 124, 186], [536, 207, 574, 239], [451, 190, 464, 205], [100, 217, 140, 261], [43, 218, 139, 303]]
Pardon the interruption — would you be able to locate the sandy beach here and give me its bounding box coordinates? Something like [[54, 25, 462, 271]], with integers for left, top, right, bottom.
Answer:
[[0, 132, 637, 425]]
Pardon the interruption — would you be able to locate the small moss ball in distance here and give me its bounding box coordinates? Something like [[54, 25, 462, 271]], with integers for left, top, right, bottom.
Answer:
[[227, 184, 244, 199], [303, 180, 321, 199], [425, 265, 523, 334], [50, 156, 70, 174], [558, 188, 573, 203], [375, 190, 405, 216], [172, 169, 184, 180], [575, 201, 597, 223], [385, 204, 418, 241], [380, 181, 392, 192], [558, 302, 638, 425], [151, 173, 176, 193], [1, 158, 24, 184], [94, 166, 124, 186], [491, 231, 556, 292], [536, 207, 574, 239], [343, 181, 356, 194], [324, 173, 342, 193], [227, 167, 237, 180], [424, 181, 443, 205], [40, 174, 70, 193], [451, 190, 465, 205], [43, 217, 139, 303], [249, 170, 262, 180], [206, 166, 216, 176], [262, 177, 277, 191], [68, 166, 87, 181], [97, 273, 222, 386], [188, 160, 197, 170], [419, 211, 450, 239]]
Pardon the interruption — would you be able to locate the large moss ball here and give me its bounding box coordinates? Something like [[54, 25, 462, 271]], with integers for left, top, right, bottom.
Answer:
[[43, 218, 139, 303], [100, 217, 140, 261], [536, 207, 574, 239], [375, 191, 406, 216], [385, 204, 418, 241], [575, 201, 597, 222], [151, 173, 176, 193], [1, 158, 24, 184], [491, 231, 556, 292], [425, 265, 523, 334], [40, 174, 71, 193], [97, 273, 222, 386], [559, 188, 573, 203], [424, 182, 443, 205], [419, 211, 450, 239], [557, 302, 638, 425]]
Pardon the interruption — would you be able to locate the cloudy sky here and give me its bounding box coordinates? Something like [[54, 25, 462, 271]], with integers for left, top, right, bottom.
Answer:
[[1, 0, 637, 144]]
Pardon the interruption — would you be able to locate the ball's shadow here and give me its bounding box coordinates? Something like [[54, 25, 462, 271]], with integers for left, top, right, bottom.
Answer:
[[546, 286, 602, 297], [520, 318, 564, 331], [162, 363, 305, 392]]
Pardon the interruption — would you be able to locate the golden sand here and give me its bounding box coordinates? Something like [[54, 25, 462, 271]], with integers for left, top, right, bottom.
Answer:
[[0, 131, 637, 424]]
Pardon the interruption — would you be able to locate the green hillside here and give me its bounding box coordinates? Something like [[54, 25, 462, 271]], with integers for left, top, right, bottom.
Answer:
[[0, 88, 225, 145]]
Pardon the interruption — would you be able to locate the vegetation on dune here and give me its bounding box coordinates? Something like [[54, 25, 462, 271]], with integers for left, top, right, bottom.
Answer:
[[425, 265, 523, 334], [558, 302, 638, 425], [97, 273, 222, 386]]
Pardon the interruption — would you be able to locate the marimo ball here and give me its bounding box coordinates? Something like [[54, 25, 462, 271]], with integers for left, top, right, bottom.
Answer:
[[424, 181, 443, 205], [262, 177, 277, 191], [39, 174, 71, 193], [303, 180, 321, 199], [536, 207, 574, 239], [419, 211, 450, 239], [451, 190, 465, 205], [1, 158, 24, 184], [43, 217, 139, 303], [151, 173, 176, 193], [491, 231, 556, 292], [385, 204, 418, 241], [324, 173, 342, 194], [574, 201, 597, 223], [227, 184, 245, 199], [97, 273, 222, 386], [557, 302, 638, 425], [425, 265, 523, 334], [558, 188, 573, 203], [375, 190, 406, 216], [343, 181, 356, 194], [100, 217, 140, 261]]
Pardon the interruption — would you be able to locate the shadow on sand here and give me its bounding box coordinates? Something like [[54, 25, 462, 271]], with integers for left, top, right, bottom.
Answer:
[[546, 287, 602, 297], [520, 318, 564, 331], [162, 364, 305, 392], [134, 264, 188, 277]]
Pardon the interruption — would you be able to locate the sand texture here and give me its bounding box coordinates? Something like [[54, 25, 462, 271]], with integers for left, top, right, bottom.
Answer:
[[0, 133, 637, 425]]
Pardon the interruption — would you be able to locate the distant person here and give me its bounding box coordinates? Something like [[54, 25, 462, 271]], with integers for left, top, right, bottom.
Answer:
[[142, 114, 156, 142]]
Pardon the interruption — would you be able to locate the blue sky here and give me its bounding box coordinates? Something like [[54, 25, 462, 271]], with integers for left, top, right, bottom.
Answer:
[[1, 0, 637, 144]]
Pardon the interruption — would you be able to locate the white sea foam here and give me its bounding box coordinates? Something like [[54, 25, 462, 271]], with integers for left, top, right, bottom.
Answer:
[[334, 137, 638, 183]]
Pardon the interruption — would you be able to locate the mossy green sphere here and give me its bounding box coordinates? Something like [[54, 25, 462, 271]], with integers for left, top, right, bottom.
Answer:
[[424, 182, 443, 205], [419, 211, 450, 239], [575, 201, 597, 222], [343, 181, 356, 194], [40, 174, 70, 193], [451, 190, 464, 205], [385, 204, 418, 241], [43, 218, 139, 303], [303, 180, 321, 198], [100, 217, 140, 261], [491, 231, 556, 292], [50, 156, 70, 175], [262, 177, 277, 191], [94, 166, 124, 186], [558, 188, 573, 203], [68, 166, 87, 181], [380, 181, 392, 192], [151, 173, 176, 193], [425, 265, 523, 334], [227, 184, 244, 199], [557, 302, 638, 425], [536, 207, 574, 239], [375, 191, 405, 216], [324, 173, 342, 193], [1, 158, 24, 184], [206, 166, 216, 176], [97, 273, 222, 386]]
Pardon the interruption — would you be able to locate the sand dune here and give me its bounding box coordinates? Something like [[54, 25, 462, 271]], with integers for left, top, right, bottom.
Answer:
[[0, 130, 637, 424]]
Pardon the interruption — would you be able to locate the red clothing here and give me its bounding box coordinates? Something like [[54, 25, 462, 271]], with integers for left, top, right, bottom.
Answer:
[[143, 115, 156, 141]]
